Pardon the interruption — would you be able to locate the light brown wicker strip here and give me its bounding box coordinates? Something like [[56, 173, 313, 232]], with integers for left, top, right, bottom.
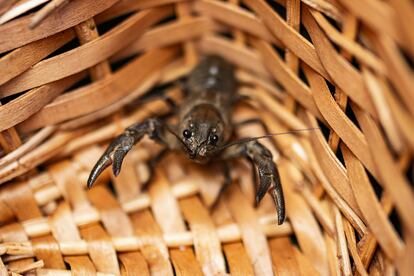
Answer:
[[0, 0, 413, 275]]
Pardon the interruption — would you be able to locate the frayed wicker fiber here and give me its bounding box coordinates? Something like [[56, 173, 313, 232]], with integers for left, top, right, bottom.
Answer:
[[0, 0, 413, 275]]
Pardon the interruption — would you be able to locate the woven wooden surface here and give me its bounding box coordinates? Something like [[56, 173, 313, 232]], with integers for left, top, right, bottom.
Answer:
[[0, 0, 413, 275]]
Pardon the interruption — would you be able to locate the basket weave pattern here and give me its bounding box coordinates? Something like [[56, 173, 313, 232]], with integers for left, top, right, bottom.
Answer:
[[0, 0, 413, 275]]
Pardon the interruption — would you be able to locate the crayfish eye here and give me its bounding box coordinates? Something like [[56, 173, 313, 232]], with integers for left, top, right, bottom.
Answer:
[[183, 129, 192, 139], [209, 134, 219, 145]]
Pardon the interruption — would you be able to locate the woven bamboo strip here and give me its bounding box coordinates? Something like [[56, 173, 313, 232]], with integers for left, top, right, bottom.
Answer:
[[0, 221, 291, 256], [29, 0, 68, 29], [0, 0, 412, 274], [0, 8, 174, 96], [0, 0, 120, 53]]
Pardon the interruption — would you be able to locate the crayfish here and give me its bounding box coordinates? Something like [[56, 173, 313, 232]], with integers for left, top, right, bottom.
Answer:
[[88, 56, 286, 224]]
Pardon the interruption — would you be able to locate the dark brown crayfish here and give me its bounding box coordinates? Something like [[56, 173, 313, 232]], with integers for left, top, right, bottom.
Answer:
[[88, 56, 286, 224]]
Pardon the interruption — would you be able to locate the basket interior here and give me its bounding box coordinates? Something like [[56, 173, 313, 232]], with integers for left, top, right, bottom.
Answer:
[[0, 0, 413, 275]]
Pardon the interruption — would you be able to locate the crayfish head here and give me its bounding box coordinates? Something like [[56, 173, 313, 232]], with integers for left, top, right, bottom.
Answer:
[[179, 104, 225, 163]]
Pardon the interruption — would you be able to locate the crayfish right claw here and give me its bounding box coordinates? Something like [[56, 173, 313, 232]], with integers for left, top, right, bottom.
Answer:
[[87, 135, 133, 188], [112, 147, 129, 177], [87, 155, 112, 189], [87, 118, 167, 190]]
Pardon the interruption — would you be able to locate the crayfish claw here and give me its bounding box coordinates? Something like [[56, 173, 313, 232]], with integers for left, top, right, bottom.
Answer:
[[87, 155, 112, 189]]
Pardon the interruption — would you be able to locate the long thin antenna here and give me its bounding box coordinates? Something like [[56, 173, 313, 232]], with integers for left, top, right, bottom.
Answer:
[[219, 127, 320, 151]]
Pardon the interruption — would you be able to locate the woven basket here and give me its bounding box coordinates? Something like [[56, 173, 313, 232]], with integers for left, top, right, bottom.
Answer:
[[0, 0, 413, 275]]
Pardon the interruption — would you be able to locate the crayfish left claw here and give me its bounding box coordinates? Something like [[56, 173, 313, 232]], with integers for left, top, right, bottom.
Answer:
[[257, 167, 285, 225], [255, 178, 269, 206], [270, 185, 285, 225], [221, 141, 286, 225]]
